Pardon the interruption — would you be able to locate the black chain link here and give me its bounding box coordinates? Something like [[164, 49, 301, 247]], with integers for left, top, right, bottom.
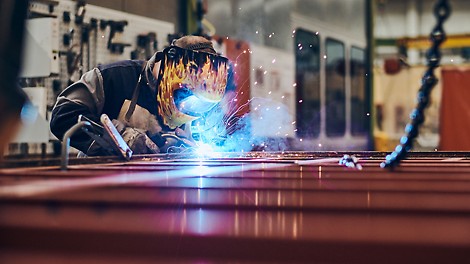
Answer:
[[380, 0, 451, 169]]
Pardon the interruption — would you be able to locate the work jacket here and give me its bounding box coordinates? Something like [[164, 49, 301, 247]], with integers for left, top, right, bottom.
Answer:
[[50, 53, 166, 154]]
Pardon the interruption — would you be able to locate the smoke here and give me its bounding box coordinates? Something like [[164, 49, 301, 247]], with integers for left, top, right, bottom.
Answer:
[[192, 93, 295, 153]]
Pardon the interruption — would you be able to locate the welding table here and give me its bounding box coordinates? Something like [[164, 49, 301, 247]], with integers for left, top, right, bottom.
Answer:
[[1, 151, 470, 263]]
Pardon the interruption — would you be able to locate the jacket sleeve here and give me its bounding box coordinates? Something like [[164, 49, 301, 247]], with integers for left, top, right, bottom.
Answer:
[[50, 68, 106, 154]]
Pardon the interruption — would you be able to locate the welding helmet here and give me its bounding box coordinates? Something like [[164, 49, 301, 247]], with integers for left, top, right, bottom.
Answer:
[[156, 45, 229, 129]]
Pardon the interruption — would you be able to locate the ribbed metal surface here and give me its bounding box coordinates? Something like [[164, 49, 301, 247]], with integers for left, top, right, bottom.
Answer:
[[1, 152, 470, 263]]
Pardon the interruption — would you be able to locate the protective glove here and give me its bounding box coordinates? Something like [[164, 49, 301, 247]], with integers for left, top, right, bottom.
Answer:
[[147, 125, 195, 153], [111, 119, 160, 154]]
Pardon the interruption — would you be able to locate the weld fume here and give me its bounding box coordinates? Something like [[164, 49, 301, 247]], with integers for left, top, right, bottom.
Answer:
[[194, 96, 294, 152]]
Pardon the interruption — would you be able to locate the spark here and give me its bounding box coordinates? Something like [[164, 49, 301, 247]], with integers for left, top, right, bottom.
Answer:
[[268, 91, 272, 94], [256, 30, 259, 34], [298, 100, 303, 103], [318, 143, 322, 147], [195, 95, 292, 153], [292, 83, 297, 87], [366, 113, 370, 116], [276, 106, 280, 110], [292, 30, 296, 34], [263, 71, 267, 75], [272, 59, 276, 63], [281, 95, 285, 99], [299, 138, 303, 142], [323, 55, 327, 59]]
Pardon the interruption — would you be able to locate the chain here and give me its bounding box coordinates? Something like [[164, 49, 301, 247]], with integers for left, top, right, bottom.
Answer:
[[380, 0, 451, 168]]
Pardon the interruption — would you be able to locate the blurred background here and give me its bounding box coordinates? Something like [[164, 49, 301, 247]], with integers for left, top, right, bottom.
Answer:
[[2, 0, 469, 160]]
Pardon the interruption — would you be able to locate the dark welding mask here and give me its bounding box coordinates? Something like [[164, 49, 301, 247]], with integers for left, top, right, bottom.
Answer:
[[156, 45, 229, 129]]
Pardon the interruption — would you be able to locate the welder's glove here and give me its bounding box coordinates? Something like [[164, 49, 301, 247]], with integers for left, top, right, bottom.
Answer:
[[175, 126, 192, 140], [147, 124, 195, 153], [111, 119, 160, 154]]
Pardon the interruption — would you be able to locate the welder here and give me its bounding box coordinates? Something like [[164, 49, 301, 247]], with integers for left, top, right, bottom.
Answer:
[[50, 35, 229, 155]]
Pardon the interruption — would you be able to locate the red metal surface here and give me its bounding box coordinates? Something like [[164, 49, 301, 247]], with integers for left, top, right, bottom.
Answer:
[[1, 152, 470, 263]]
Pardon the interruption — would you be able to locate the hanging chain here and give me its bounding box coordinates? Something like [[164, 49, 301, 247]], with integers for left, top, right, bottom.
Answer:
[[380, 0, 451, 168]]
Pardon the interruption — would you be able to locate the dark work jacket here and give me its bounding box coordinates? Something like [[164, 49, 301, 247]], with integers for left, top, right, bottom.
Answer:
[[50, 56, 161, 154]]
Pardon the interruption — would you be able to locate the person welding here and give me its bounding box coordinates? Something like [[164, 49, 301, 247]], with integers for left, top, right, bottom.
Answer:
[[50, 35, 229, 155]]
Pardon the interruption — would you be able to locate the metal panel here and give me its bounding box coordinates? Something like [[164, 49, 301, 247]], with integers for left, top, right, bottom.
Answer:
[[1, 152, 470, 263]]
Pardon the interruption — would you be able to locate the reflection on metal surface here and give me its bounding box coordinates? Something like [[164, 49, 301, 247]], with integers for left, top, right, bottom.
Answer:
[[234, 209, 239, 236], [0, 162, 290, 198], [2, 152, 470, 263], [255, 210, 259, 237]]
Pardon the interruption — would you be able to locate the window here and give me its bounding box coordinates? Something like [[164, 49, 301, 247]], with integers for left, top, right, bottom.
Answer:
[[295, 29, 320, 138], [325, 38, 345, 136], [350, 47, 367, 135]]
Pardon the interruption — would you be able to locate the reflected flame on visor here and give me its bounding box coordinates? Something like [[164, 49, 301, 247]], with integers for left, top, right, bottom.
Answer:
[[157, 46, 228, 129]]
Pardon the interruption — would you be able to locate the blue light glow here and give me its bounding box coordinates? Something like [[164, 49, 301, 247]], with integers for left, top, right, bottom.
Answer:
[[190, 95, 294, 154], [195, 165, 211, 177], [194, 143, 215, 157]]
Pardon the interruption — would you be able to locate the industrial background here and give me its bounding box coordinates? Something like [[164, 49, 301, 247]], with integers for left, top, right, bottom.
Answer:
[[1, 0, 470, 263], [5, 0, 470, 158]]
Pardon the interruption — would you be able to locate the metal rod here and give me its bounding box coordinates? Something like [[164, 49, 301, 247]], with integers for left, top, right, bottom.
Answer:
[[61, 121, 91, 171]]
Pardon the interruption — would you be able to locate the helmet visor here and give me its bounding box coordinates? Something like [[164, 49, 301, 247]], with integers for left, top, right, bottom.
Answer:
[[157, 46, 229, 128]]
